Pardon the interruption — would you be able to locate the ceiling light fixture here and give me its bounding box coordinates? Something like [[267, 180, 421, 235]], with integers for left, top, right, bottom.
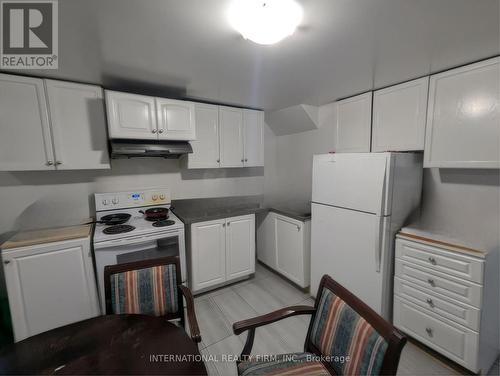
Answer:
[[228, 0, 303, 45]]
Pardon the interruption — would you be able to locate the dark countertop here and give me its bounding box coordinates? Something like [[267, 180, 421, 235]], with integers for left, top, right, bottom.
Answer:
[[171, 196, 311, 225]]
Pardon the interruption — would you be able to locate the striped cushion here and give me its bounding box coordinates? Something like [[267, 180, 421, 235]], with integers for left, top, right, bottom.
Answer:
[[310, 289, 388, 375], [110, 264, 178, 316], [237, 353, 330, 376]]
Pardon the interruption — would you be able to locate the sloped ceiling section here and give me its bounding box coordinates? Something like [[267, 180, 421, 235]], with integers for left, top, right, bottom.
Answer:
[[15, 0, 500, 111], [266, 105, 319, 136]]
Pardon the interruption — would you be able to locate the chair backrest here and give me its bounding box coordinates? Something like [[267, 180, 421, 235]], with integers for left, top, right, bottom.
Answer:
[[305, 275, 406, 376], [104, 256, 183, 322]]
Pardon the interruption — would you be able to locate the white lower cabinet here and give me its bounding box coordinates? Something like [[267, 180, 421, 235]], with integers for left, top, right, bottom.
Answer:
[[393, 233, 499, 373], [257, 212, 310, 288], [190, 214, 255, 293], [2, 237, 100, 342]]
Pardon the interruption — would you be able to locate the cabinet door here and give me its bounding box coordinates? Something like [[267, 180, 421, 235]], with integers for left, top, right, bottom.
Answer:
[[226, 215, 255, 280], [275, 215, 303, 286], [187, 104, 220, 168], [257, 212, 277, 269], [191, 219, 226, 291], [105, 90, 157, 140], [156, 98, 196, 140], [3, 239, 99, 342], [424, 57, 500, 168], [219, 106, 244, 167], [0, 74, 54, 171], [45, 80, 110, 170], [243, 109, 264, 167], [372, 77, 428, 152], [335, 92, 372, 152]]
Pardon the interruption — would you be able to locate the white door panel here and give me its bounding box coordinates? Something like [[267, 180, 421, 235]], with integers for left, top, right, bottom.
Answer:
[[156, 98, 196, 140], [226, 215, 255, 280], [191, 220, 226, 291], [45, 80, 110, 170], [0, 74, 54, 170], [188, 104, 220, 168], [219, 106, 244, 167], [105, 90, 157, 139], [311, 203, 386, 316], [312, 153, 391, 215], [335, 92, 372, 152], [275, 216, 302, 285], [243, 109, 264, 166]]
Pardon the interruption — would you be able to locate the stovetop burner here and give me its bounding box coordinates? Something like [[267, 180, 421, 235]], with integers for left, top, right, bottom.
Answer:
[[152, 219, 176, 227], [103, 224, 136, 235]]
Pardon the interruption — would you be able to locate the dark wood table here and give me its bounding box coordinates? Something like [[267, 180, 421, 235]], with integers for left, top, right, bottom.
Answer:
[[0, 315, 207, 375]]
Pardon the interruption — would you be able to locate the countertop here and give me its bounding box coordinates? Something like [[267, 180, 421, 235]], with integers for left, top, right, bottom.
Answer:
[[1, 221, 93, 250], [171, 196, 311, 225]]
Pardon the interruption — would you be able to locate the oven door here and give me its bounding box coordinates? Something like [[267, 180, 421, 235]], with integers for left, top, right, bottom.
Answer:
[[93, 229, 186, 312]]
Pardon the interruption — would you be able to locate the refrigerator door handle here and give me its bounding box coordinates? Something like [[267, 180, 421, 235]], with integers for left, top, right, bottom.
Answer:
[[374, 217, 384, 273]]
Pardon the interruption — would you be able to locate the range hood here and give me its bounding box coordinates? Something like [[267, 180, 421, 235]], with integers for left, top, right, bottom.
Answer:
[[110, 139, 193, 159]]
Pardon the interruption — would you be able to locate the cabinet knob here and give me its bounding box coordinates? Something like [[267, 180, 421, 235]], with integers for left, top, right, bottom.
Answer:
[[296, 225, 301, 231], [428, 257, 436, 265], [426, 298, 434, 307], [158, 129, 164, 134], [222, 223, 226, 227], [245, 158, 248, 162], [427, 278, 435, 287], [216, 159, 220, 163], [241, 159, 244, 162], [3, 260, 10, 264], [425, 327, 433, 337], [46, 160, 54, 166], [55, 161, 62, 165], [227, 222, 231, 226], [152, 129, 157, 134]]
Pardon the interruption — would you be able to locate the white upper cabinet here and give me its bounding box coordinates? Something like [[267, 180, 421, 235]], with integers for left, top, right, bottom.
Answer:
[[243, 109, 264, 167], [424, 57, 500, 168], [372, 77, 429, 152], [219, 106, 244, 167], [335, 92, 373, 152], [105, 90, 157, 140], [0, 74, 54, 171], [188, 104, 220, 168], [45, 80, 110, 170], [156, 98, 196, 140]]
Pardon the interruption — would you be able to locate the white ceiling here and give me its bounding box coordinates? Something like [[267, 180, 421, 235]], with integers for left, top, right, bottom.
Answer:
[[17, 0, 500, 110]]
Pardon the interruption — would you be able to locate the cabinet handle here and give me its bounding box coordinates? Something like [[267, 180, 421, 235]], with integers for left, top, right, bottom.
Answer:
[[158, 129, 164, 134], [245, 158, 248, 162], [425, 327, 433, 337], [428, 257, 436, 265], [426, 298, 434, 307], [222, 223, 226, 227], [152, 129, 157, 134], [427, 278, 435, 287], [216, 159, 220, 163], [227, 222, 231, 226], [241, 159, 244, 163], [46, 160, 54, 166], [3, 260, 10, 264], [55, 161, 62, 165]]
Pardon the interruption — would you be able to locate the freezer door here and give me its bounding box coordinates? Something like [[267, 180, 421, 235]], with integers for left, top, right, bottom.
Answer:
[[312, 153, 393, 216], [310, 203, 392, 319]]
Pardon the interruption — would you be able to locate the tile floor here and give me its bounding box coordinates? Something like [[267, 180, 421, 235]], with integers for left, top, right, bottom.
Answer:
[[193, 263, 499, 376]]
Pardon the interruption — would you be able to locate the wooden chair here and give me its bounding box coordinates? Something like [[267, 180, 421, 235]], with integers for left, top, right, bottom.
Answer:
[[233, 275, 406, 375], [104, 256, 201, 343]]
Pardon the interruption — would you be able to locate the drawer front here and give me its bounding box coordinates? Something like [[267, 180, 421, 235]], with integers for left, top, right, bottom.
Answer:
[[394, 277, 480, 331], [396, 239, 484, 284], [394, 296, 479, 372], [395, 259, 482, 308]]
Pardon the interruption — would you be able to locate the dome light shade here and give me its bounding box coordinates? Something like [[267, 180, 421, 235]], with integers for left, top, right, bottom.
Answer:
[[228, 0, 303, 45]]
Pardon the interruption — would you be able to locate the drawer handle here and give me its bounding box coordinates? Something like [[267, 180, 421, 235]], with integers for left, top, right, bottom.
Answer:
[[428, 257, 437, 265], [427, 278, 435, 287], [425, 327, 433, 337], [426, 298, 434, 308]]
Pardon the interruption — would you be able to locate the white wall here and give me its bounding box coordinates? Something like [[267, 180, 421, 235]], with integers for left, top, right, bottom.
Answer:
[[0, 158, 264, 236]]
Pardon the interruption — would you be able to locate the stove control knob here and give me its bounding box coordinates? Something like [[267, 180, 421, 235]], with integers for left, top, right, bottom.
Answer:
[[102, 199, 109, 206], [152, 194, 158, 201], [112, 198, 119, 205], [159, 194, 165, 200]]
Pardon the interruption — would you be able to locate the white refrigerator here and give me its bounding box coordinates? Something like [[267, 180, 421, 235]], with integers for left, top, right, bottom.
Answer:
[[310, 152, 423, 320]]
